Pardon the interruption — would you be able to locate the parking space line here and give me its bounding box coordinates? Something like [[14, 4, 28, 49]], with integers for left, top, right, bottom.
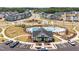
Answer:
[[64, 43, 72, 47], [51, 43, 57, 49], [55, 44, 63, 49], [62, 43, 67, 48]]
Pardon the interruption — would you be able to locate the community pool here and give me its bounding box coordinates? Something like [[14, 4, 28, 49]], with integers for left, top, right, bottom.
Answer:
[[26, 26, 66, 33]]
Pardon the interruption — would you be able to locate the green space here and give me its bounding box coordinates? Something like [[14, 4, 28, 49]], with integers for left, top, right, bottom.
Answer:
[[0, 28, 2, 33], [0, 37, 7, 43], [53, 36, 61, 42], [15, 36, 32, 42], [5, 25, 26, 38]]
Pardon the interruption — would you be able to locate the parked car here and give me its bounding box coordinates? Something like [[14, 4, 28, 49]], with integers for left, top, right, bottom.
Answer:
[[68, 40, 76, 46], [5, 40, 13, 45], [35, 47, 41, 49], [10, 41, 19, 48]]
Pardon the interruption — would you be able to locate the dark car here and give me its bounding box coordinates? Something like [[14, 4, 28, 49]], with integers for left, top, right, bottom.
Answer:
[[10, 41, 19, 48], [37, 47, 48, 51], [68, 41, 76, 46], [35, 47, 41, 49], [5, 40, 13, 45]]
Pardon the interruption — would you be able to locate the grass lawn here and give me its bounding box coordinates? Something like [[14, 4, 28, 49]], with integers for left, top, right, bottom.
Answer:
[[76, 39, 79, 43], [15, 36, 32, 42], [5, 26, 26, 38], [0, 34, 3, 37], [53, 20, 75, 33], [0, 37, 7, 43], [0, 28, 2, 33], [53, 36, 61, 42]]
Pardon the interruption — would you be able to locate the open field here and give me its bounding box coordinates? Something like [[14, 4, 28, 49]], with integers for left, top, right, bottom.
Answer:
[[5, 26, 26, 38], [15, 36, 32, 42], [52, 20, 76, 33], [53, 36, 61, 42]]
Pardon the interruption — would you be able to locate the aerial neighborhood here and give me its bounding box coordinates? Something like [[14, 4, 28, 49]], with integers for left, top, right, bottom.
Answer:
[[0, 11, 32, 21], [40, 11, 79, 21], [0, 7, 79, 51]]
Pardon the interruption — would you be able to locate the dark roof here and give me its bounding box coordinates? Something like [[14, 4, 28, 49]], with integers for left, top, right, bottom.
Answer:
[[32, 28, 52, 37]]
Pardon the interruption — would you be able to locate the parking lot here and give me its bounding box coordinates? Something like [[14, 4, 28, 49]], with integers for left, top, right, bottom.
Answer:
[[50, 41, 79, 51], [0, 40, 35, 51], [0, 40, 79, 51], [56, 43, 72, 49], [55, 41, 78, 49]]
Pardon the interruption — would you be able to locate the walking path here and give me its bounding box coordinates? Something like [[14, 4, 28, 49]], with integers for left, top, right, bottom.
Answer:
[[70, 27, 79, 41]]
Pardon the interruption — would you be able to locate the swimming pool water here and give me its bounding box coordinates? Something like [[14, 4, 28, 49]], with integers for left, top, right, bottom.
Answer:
[[26, 26, 66, 33]]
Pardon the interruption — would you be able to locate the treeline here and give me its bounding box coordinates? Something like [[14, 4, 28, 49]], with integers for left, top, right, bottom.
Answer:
[[1, 7, 79, 13], [0, 7, 34, 13], [33, 7, 79, 13]]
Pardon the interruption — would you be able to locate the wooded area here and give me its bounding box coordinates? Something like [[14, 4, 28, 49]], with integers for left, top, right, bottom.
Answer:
[[0, 7, 79, 13]]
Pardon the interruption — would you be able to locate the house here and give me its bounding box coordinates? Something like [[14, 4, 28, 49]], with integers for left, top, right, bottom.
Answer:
[[32, 28, 53, 42], [40, 12, 64, 20], [40, 11, 79, 21], [0, 14, 4, 19], [40, 12, 48, 18], [61, 11, 79, 22], [4, 11, 32, 21]]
